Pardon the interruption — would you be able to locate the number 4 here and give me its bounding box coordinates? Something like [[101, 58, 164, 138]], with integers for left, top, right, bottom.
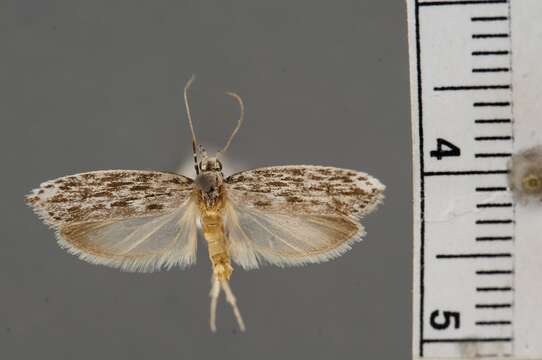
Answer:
[[430, 138, 461, 160]]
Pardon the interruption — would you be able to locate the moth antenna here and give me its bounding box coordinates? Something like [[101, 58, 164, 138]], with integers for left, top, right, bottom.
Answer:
[[198, 144, 208, 160], [184, 74, 199, 175], [217, 91, 244, 157], [220, 279, 246, 332], [209, 276, 221, 332]]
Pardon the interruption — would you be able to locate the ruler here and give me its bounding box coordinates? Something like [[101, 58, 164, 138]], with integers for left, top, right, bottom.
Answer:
[[407, 0, 542, 359]]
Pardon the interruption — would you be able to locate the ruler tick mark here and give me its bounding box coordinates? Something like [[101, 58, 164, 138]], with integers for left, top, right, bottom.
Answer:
[[471, 16, 508, 21], [476, 303, 512, 309], [436, 253, 512, 259], [475, 136, 512, 141], [472, 50, 510, 56], [475, 118, 512, 124], [477, 286, 513, 292], [434, 84, 510, 91], [475, 153, 512, 158], [472, 33, 509, 39], [472, 67, 510, 73], [419, 0, 509, 6], [473, 101, 511, 107], [476, 320, 512, 326], [476, 236, 513, 241], [476, 202, 513, 208], [475, 186, 508, 192], [425, 170, 508, 176], [476, 219, 514, 224], [472, 68, 510, 73], [423, 337, 512, 343], [476, 270, 514, 275]]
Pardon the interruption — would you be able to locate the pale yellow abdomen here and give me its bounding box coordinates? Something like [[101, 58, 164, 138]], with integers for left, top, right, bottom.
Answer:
[[199, 200, 233, 280]]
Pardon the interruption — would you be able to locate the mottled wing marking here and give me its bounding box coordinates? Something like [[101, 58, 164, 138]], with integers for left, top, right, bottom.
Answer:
[[224, 202, 364, 268], [26, 170, 194, 227], [224, 165, 385, 268], [26, 170, 198, 272], [58, 199, 199, 272], [226, 165, 384, 217]]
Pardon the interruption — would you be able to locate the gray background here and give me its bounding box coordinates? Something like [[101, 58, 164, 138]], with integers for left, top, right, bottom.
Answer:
[[1, 1, 410, 359]]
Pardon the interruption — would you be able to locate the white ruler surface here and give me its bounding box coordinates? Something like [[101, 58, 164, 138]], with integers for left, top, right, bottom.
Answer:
[[407, 0, 542, 359]]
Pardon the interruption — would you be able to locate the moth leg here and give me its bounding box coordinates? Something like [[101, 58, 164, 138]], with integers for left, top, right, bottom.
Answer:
[[220, 279, 246, 332], [209, 275, 221, 332]]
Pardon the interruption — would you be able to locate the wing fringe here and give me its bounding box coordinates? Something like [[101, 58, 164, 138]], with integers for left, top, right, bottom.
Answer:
[[225, 202, 366, 269], [54, 229, 196, 273], [53, 201, 198, 273]]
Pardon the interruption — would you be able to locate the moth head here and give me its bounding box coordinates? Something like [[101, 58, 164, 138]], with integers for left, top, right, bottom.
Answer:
[[196, 144, 222, 172], [199, 156, 223, 173]]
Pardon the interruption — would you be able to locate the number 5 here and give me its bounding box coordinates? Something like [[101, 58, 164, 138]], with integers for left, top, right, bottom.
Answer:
[[430, 310, 460, 330]]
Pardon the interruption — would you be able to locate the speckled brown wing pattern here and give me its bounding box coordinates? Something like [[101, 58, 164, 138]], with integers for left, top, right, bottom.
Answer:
[[224, 165, 385, 268], [225, 165, 384, 218], [26, 170, 194, 227]]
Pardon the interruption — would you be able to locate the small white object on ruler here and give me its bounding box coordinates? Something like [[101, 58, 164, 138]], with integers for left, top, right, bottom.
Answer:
[[406, 0, 542, 359]]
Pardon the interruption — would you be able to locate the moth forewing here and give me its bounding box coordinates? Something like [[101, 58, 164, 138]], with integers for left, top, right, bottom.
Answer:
[[226, 165, 385, 217], [26, 170, 194, 227]]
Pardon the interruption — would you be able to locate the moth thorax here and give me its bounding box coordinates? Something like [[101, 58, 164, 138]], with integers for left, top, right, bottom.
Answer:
[[195, 172, 223, 193], [196, 172, 225, 208]]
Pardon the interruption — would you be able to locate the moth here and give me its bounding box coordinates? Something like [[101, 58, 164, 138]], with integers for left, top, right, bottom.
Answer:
[[26, 76, 385, 332]]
